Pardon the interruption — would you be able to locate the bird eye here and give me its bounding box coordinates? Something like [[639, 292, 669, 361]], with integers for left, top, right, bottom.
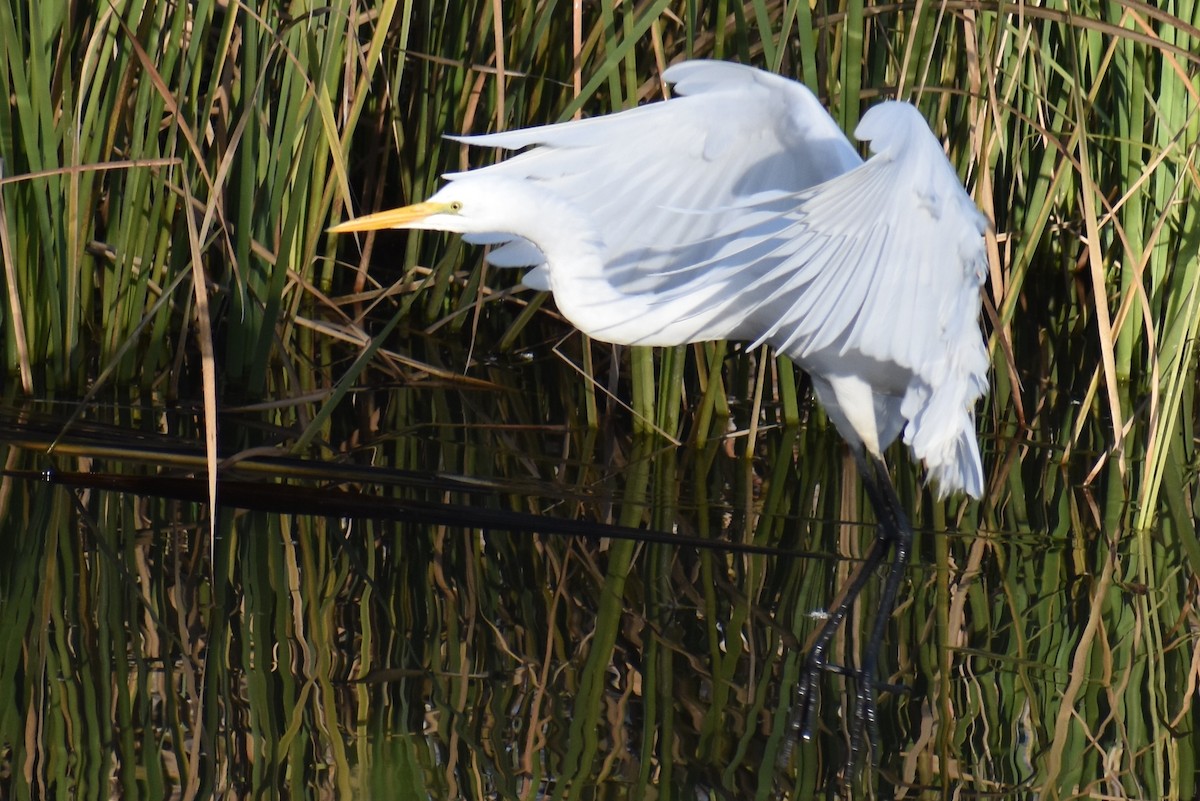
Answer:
[[449, 201, 463, 212]]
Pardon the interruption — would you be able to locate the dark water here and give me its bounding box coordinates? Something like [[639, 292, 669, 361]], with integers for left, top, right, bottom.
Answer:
[[0, 396, 1191, 799]]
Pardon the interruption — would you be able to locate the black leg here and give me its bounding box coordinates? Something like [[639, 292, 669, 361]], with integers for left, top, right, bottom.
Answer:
[[783, 450, 914, 780]]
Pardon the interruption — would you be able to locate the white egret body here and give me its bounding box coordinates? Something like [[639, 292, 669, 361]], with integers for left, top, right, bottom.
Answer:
[[332, 60, 989, 501], [331, 60, 991, 773]]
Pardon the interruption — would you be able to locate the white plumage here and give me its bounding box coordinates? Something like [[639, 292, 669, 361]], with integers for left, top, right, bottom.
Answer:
[[332, 60, 990, 500]]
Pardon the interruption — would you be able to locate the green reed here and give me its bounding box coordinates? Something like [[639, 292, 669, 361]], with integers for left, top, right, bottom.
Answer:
[[1, 0, 1198, 798]]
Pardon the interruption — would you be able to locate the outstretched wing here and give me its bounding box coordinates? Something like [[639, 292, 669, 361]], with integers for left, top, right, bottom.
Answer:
[[702, 104, 987, 365], [452, 60, 862, 293], [666, 102, 989, 493]]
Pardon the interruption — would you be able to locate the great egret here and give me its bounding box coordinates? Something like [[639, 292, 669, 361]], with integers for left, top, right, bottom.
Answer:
[[331, 60, 990, 772]]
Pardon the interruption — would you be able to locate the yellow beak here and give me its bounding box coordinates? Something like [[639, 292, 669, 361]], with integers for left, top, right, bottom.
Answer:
[[328, 201, 446, 233]]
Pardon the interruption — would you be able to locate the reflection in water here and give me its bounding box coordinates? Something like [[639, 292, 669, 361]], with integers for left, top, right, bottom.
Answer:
[[0, 394, 1192, 799]]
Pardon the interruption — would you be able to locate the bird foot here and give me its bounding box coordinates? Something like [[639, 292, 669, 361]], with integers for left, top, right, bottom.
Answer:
[[782, 651, 910, 779]]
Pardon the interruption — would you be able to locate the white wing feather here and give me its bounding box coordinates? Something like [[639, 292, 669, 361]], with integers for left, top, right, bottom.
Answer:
[[704, 104, 988, 361], [452, 61, 861, 291]]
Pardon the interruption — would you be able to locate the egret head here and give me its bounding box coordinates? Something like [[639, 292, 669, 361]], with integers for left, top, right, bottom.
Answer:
[[329, 177, 539, 237]]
